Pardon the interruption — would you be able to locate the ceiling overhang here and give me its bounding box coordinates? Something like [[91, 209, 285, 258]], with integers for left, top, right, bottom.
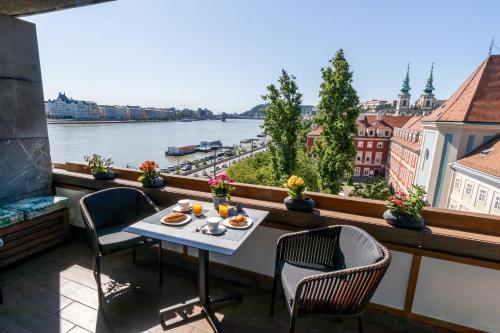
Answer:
[[0, 0, 113, 16]]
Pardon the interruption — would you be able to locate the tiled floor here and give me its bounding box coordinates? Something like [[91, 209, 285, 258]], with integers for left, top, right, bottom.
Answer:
[[0, 240, 447, 333]]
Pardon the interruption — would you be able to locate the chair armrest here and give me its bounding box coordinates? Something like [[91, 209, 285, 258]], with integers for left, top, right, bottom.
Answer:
[[275, 226, 341, 269], [292, 245, 391, 316], [79, 202, 100, 255]]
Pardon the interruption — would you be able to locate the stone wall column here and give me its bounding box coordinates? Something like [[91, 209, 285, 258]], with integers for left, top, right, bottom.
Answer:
[[0, 14, 52, 201]]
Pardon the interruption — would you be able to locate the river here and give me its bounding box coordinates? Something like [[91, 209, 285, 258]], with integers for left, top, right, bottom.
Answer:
[[47, 119, 263, 168]]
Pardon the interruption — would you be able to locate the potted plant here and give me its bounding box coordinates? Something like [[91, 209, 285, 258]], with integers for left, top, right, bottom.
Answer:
[[284, 175, 315, 212], [208, 174, 235, 209], [84, 154, 115, 180], [138, 160, 165, 188], [383, 185, 428, 230]]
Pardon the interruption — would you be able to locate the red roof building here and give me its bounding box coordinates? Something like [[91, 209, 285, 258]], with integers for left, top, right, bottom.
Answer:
[[307, 114, 411, 178]]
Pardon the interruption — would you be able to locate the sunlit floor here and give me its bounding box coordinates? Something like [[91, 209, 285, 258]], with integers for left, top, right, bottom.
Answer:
[[0, 238, 447, 333]]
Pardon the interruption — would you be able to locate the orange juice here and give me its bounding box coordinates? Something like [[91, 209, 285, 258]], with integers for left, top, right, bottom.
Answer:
[[193, 202, 203, 216], [218, 203, 229, 218]]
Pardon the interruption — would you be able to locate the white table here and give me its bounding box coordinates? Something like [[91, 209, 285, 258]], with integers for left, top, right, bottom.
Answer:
[[124, 201, 269, 333]]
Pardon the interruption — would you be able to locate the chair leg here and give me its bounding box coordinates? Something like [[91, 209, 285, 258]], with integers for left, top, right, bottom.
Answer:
[[132, 250, 136, 262], [93, 256, 104, 302], [358, 315, 363, 333], [158, 242, 163, 285], [289, 315, 296, 333], [270, 273, 278, 316]]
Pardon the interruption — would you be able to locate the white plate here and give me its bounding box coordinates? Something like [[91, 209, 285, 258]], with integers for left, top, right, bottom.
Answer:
[[222, 216, 253, 229], [172, 205, 192, 213], [201, 225, 227, 235], [161, 214, 192, 226]]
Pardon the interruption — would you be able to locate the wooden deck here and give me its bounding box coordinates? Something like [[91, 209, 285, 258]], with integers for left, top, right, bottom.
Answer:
[[0, 239, 448, 333]]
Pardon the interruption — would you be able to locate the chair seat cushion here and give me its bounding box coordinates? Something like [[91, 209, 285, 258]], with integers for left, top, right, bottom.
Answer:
[[0, 208, 24, 228], [1, 196, 68, 220], [96, 223, 150, 254], [278, 260, 334, 306]]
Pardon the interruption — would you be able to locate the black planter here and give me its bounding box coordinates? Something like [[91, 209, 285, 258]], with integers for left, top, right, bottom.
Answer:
[[284, 197, 315, 213], [92, 170, 115, 180], [141, 176, 165, 188], [383, 210, 424, 230]]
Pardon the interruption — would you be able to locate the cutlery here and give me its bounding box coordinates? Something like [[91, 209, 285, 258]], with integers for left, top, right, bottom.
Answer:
[[196, 223, 208, 232]]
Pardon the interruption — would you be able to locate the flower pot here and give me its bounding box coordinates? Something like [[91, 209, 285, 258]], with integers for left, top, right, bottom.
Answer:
[[92, 170, 115, 180], [212, 195, 228, 209], [141, 176, 165, 188], [383, 210, 424, 230], [284, 197, 315, 213]]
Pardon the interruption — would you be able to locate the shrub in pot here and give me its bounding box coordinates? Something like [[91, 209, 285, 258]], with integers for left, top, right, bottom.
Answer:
[[84, 154, 115, 180], [138, 160, 164, 188], [383, 185, 428, 230], [284, 175, 315, 212]]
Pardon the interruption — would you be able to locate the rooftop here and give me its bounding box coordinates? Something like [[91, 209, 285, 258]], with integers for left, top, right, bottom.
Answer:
[[454, 135, 500, 178], [307, 115, 411, 137], [0, 0, 113, 16], [423, 55, 500, 123]]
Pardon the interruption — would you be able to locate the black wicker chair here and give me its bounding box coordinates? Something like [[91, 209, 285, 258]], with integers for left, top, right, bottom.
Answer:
[[270, 225, 391, 333], [79, 187, 163, 303]]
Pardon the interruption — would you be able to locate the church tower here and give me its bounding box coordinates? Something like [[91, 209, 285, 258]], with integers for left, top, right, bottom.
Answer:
[[416, 63, 437, 113], [395, 64, 411, 115]]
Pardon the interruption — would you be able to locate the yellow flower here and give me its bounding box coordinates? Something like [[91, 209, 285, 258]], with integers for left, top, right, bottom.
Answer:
[[287, 175, 305, 189]]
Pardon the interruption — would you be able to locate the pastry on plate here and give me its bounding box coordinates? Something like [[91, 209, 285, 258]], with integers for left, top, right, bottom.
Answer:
[[229, 214, 247, 226], [163, 212, 186, 223]]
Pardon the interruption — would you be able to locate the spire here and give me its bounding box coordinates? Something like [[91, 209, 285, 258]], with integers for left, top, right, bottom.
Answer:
[[400, 63, 411, 96], [423, 63, 435, 96]]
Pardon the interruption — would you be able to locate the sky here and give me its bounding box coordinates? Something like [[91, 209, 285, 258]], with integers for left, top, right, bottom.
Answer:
[[25, 0, 500, 114]]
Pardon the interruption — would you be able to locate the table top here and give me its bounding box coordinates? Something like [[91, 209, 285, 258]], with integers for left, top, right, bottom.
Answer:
[[124, 201, 269, 256]]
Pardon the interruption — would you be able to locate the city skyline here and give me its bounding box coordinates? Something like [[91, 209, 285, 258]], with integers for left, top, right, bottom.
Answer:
[[25, 0, 500, 113]]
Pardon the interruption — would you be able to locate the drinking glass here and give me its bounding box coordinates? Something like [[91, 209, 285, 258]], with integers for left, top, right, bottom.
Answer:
[[218, 202, 229, 218], [193, 202, 203, 216]]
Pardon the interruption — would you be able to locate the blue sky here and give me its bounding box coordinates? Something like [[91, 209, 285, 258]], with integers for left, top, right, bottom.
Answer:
[[26, 0, 500, 114]]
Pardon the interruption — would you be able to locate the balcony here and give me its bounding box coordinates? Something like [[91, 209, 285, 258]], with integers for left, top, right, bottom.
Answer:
[[2, 163, 497, 332]]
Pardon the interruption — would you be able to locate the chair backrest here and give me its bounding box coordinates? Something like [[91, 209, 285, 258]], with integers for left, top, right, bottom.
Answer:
[[80, 187, 158, 230], [333, 225, 384, 270]]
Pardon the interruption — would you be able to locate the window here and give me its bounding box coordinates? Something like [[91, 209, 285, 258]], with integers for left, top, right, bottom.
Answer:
[[375, 152, 382, 162], [367, 141, 373, 148], [453, 177, 462, 192], [354, 167, 360, 176], [365, 152, 371, 162], [449, 200, 457, 210], [421, 148, 430, 171], [385, 129, 390, 136], [363, 168, 370, 176], [356, 152, 362, 161], [369, 169, 374, 176], [368, 130, 374, 137], [402, 100, 407, 107], [476, 188, 488, 205], [463, 181, 474, 199], [377, 142, 384, 149], [357, 141, 364, 148], [358, 129, 365, 136], [425, 100, 430, 107], [492, 193, 500, 213]]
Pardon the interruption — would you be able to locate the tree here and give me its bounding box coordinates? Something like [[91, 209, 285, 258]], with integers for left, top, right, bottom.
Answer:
[[262, 70, 303, 184], [349, 177, 392, 201], [297, 118, 314, 151], [316, 49, 360, 194]]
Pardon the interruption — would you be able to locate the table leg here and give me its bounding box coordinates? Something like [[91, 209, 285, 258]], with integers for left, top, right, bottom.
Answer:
[[159, 249, 241, 333]]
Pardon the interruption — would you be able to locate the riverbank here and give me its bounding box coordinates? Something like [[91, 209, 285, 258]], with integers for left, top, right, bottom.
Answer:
[[46, 119, 212, 125]]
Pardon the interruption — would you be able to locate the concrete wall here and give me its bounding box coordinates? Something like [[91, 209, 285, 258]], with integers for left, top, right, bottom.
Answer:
[[0, 14, 52, 202]]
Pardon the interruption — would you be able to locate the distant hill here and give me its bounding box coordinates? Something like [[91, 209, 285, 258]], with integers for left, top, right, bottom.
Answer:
[[241, 104, 315, 118]]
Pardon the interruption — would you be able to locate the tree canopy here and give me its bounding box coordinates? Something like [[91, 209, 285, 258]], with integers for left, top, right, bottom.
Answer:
[[316, 49, 359, 194]]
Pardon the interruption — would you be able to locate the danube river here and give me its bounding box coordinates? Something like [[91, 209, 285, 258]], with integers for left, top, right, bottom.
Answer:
[[47, 119, 263, 168]]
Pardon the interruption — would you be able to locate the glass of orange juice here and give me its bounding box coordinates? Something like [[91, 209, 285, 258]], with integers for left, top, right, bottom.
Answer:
[[192, 202, 203, 216], [218, 202, 229, 218]]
